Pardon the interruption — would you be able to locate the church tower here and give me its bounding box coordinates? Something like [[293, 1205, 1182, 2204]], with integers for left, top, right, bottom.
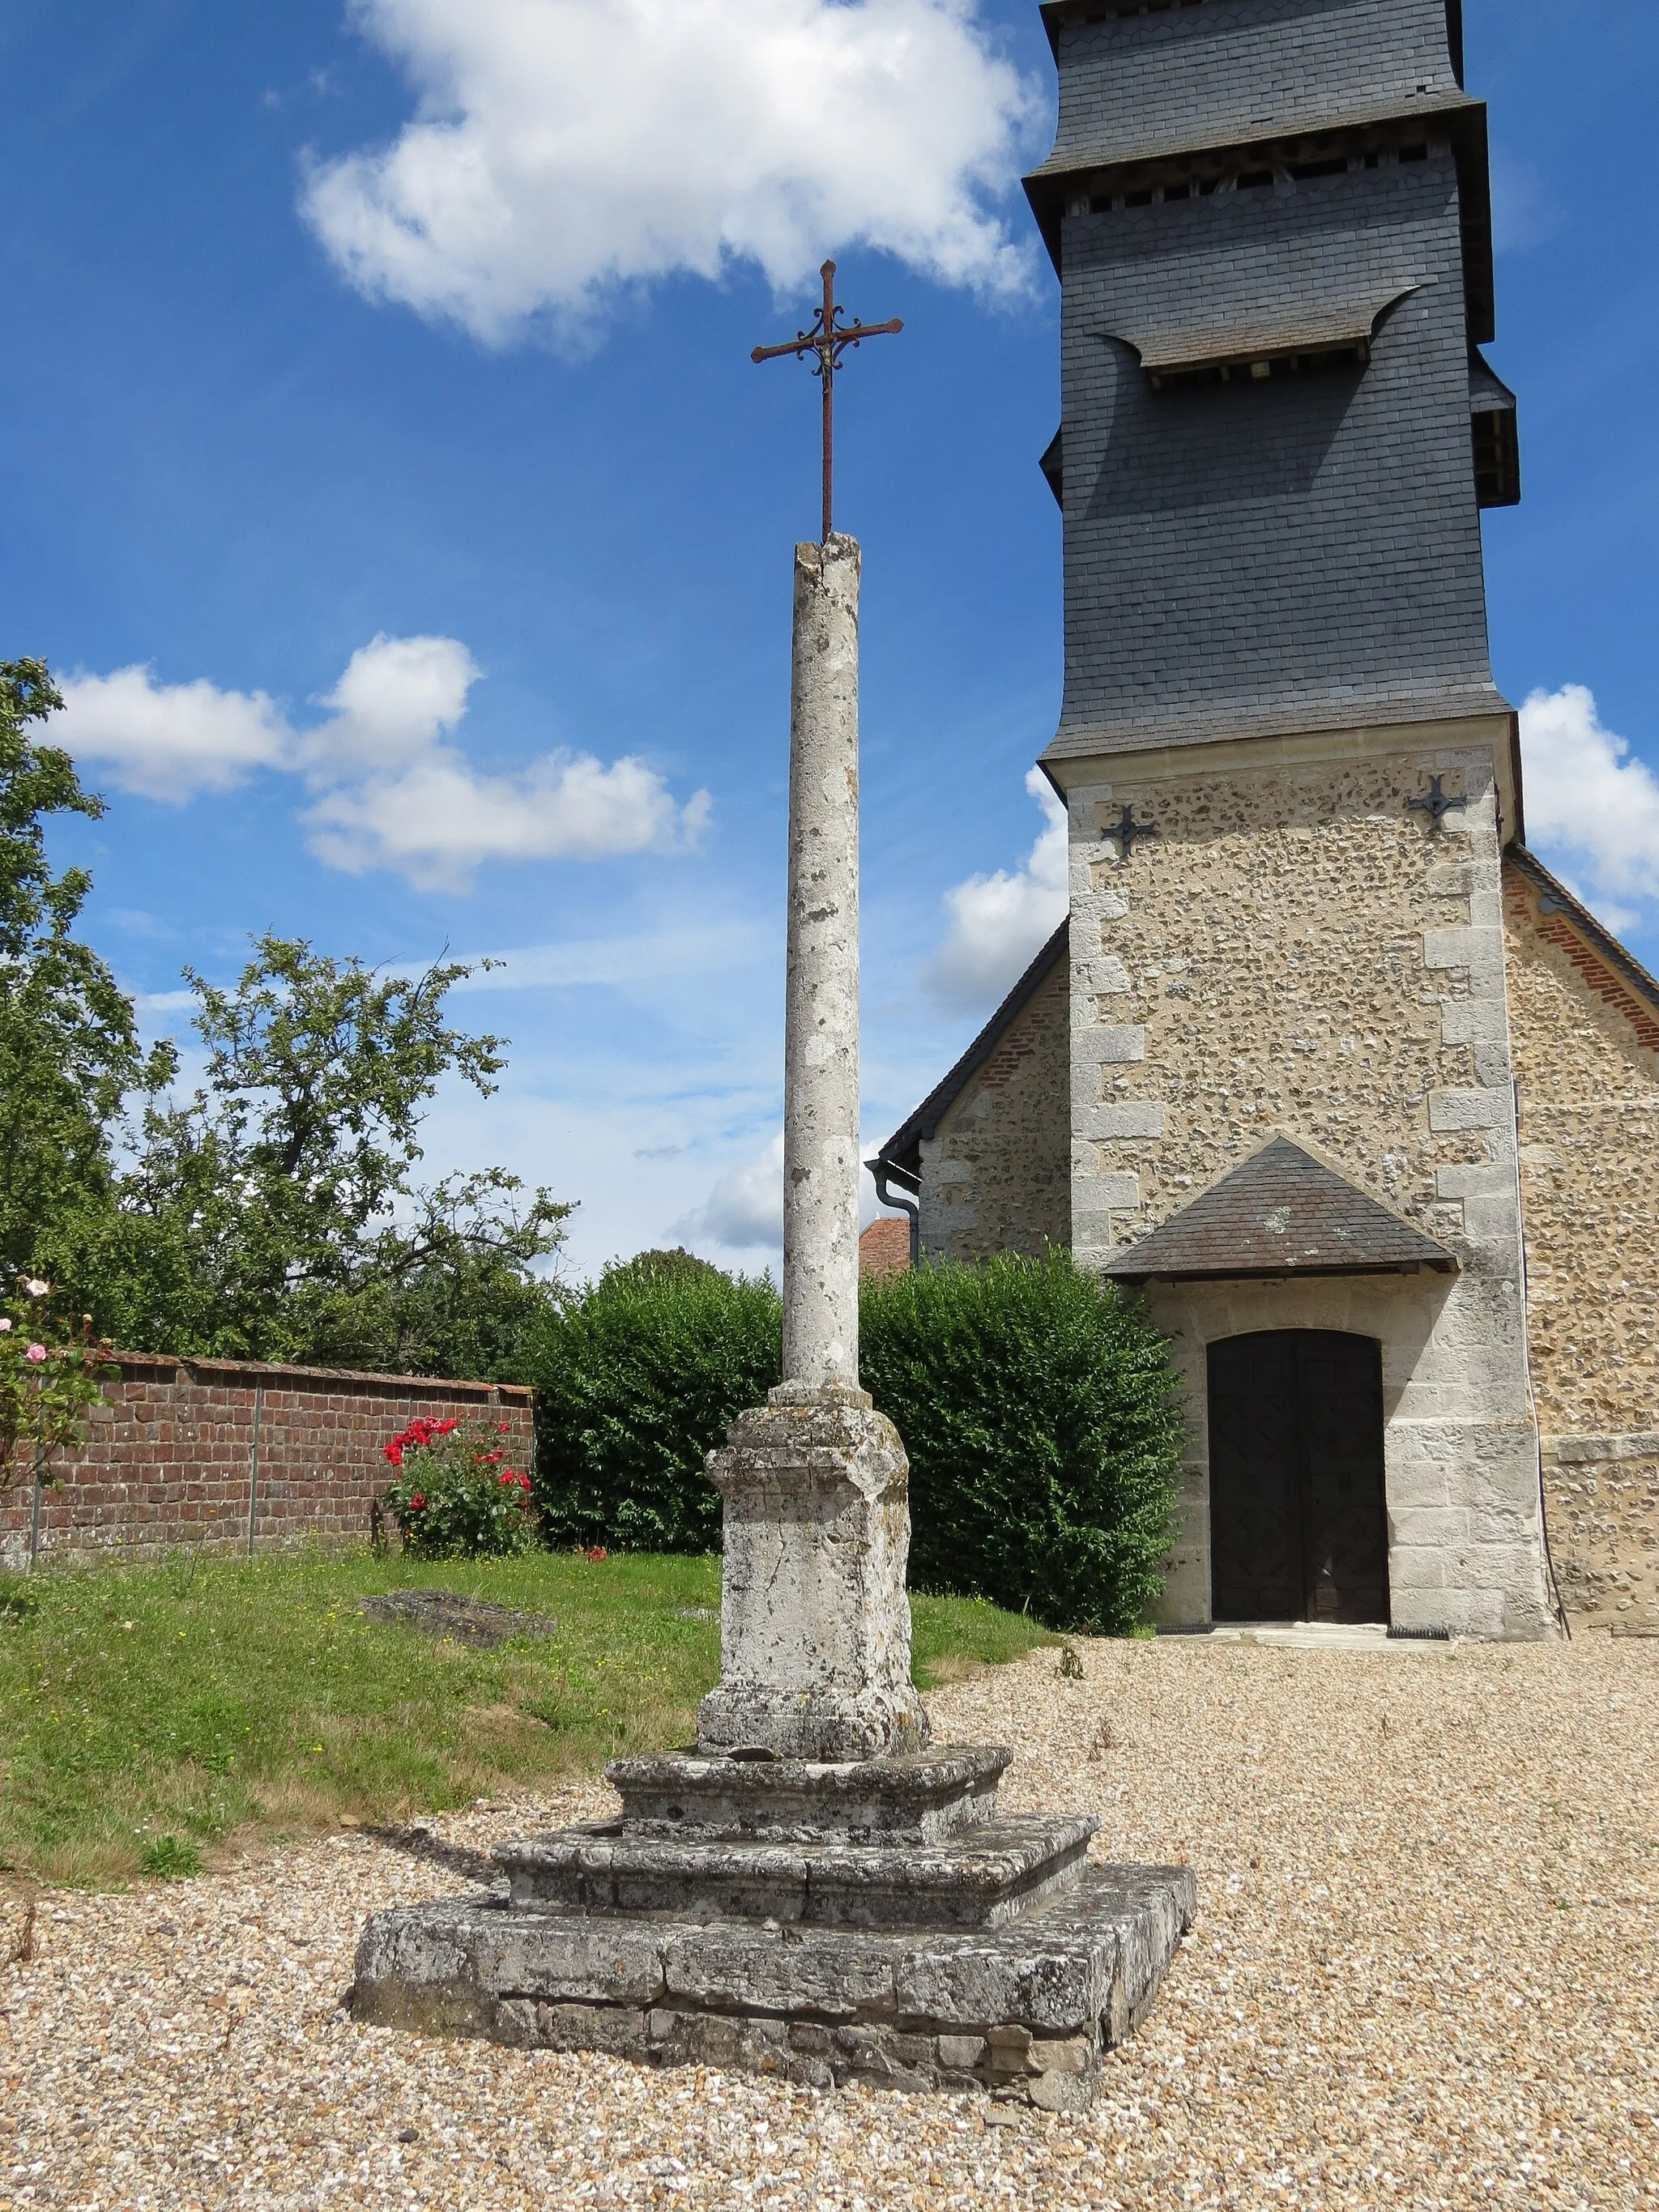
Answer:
[[1024, 0, 1553, 1638], [878, 1, 1659, 1639]]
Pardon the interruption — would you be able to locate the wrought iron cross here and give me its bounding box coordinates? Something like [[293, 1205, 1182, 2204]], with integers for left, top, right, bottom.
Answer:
[[753, 261, 903, 541], [1102, 804, 1160, 862], [1407, 775, 1462, 834]]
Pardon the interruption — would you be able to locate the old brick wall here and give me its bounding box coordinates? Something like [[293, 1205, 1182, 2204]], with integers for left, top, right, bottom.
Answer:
[[1504, 861, 1659, 1630], [918, 959, 1071, 1261], [0, 1354, 535, 1572]]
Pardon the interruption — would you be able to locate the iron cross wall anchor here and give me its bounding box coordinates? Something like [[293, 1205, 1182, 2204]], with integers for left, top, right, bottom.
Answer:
[[752, 261, 903, 543], [1102, 804, 1159, 861], [1407, 775, 1465, 833]]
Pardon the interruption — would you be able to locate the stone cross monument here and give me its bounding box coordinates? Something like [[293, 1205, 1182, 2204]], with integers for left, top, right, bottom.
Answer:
[[695, 530, 928, 1765], [351, 259, 1194, 2108]]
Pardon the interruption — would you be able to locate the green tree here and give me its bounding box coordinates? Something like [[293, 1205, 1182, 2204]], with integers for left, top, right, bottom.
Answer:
[[0, 658, 174, 1281], [104, 934, 572, 1370]]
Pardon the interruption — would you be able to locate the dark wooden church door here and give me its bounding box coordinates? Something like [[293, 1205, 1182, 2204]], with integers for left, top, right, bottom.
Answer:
[[1206, 1332, 1389, 1625]]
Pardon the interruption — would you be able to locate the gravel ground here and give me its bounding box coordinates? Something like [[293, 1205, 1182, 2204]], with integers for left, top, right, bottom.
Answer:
[[2, 1634, 1655, 2210]]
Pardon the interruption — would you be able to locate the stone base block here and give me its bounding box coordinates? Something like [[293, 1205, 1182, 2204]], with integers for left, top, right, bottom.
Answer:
[[496, 1813, 1095, 1930], [607, 1745, 1010, 1844], [351, 1865, 1196, 2106], [698, 1397, 928, 1761]]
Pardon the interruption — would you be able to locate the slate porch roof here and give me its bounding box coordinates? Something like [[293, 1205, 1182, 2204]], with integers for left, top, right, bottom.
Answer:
[[1102, 1136, 1458, 1284]]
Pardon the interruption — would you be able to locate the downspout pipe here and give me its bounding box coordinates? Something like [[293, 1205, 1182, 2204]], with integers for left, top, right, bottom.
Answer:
[[866, 1156, 921, 1272]]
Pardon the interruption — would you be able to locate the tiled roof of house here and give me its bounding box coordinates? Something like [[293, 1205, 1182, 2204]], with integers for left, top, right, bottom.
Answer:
[[1102, 1136, 1457, 1282], [859, 1216, 912, 1281]]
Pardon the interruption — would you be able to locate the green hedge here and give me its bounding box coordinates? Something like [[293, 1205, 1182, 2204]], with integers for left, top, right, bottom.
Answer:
[[530, 1251, 780, 1554], [859, 1251, 1183, 1634], [529, 1248, 1184, 1634]]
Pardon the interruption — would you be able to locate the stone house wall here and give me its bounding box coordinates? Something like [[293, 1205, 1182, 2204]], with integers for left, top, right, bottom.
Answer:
[[1503, 861, 1659, 1630], [1054, 715, 1556, 1639], [0, 1353, 535, 1573], [917, 958, 1071, 1262]]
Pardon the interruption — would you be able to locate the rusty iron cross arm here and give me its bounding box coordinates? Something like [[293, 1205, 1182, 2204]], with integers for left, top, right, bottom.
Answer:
[[751, 260, 903, 541]]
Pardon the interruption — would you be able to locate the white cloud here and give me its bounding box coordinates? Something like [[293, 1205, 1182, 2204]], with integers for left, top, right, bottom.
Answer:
[[301, 0, 1039, 345], [923, 766, 1067, 1012], [54, 633, 709, 892], [1520, 684, 1659, 924], [676, 1130, 784, 1252], [54, 666, 292, 801]]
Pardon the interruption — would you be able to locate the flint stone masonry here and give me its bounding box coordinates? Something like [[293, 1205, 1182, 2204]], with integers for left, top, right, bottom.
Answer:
[[1054, 732, 1551, 1639], [1504, 855, 1659, 1630], [0, 1352, 533, 1573], [914, 948, 1070, 1263]]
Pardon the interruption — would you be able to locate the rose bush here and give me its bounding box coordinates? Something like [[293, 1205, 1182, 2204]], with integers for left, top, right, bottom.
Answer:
[[0, 1276, 114, 1501], [380, 1416, 536, 1560]]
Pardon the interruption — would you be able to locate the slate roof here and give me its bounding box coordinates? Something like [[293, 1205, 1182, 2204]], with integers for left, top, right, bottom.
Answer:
[[1102, 1137, 1458, 1282]]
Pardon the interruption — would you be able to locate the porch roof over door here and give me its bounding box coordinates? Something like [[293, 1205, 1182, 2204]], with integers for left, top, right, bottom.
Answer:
[[1102, 1136, 1459, 1285]]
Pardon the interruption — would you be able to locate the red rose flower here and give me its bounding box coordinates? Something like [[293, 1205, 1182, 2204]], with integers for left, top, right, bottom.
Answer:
[[384, 1442, 403, 1466], [409, 1493, 425, 1511]]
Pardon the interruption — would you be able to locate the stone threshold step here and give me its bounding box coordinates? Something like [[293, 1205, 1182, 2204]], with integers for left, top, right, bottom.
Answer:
[[497, 1813, 1096, 1931], [352, 1862, 1197, 2107]]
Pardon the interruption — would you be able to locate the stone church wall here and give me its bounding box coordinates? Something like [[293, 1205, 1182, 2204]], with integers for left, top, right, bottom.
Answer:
[[917, 959, 1071, 1261], [1059, 716, 1556, 1638], [1503, 863, 1659, 1630]]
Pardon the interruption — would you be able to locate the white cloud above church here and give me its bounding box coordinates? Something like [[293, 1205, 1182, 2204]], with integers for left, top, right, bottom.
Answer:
[[300, 0, 1040, 345], [923, 766, 1068, 1014], [1520, 683, 1659, 934], [54, 633, 709, 893]]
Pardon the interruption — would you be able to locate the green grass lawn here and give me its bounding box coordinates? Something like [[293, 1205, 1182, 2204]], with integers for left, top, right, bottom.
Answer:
[[0, 1552, 1052, 1890]]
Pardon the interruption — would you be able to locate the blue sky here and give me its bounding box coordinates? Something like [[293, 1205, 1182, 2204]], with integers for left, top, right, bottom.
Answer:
[[3, 0, 1655, 1283]]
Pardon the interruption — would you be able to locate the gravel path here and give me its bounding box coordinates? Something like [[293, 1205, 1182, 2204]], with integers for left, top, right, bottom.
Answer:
[[2, 1635, 1655, 2210]]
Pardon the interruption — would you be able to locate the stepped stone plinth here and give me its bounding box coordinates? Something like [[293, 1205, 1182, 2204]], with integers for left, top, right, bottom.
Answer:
[[352, 1744, 1193, 2107]]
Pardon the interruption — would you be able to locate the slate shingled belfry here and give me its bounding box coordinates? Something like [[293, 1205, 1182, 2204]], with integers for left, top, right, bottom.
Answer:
[[1029, 0, 1516, 759], [877, 0, 1659, 1640]]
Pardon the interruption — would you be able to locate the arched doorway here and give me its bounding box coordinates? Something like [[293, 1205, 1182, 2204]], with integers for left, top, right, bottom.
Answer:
[[1206, 1331, 1390, 1625]]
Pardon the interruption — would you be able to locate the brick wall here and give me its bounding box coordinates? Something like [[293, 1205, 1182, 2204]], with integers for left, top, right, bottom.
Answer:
[[0, 1353, 535, 1572]]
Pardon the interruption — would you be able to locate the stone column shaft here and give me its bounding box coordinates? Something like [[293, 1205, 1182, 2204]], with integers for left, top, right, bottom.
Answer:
[[781, 534, 862, 1397], [694, 531, 927, 1762]]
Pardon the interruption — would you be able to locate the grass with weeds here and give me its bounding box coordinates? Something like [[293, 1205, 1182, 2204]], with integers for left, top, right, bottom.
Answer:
[[0, 1553, 1052, 1888]]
